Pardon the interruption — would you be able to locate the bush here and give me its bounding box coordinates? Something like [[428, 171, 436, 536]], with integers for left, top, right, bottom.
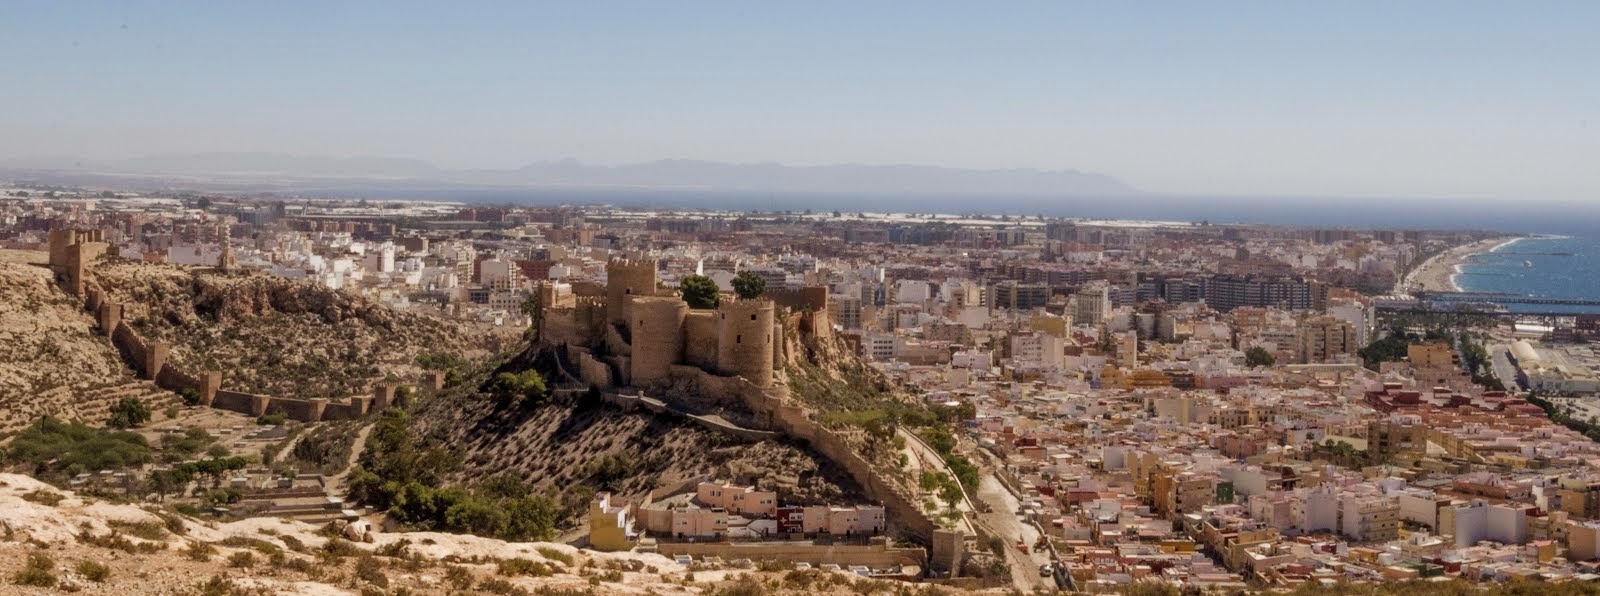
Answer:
[[536, 547, 574, 566], [12, 552, 55, 587], [178, 387, 204, 406], [108, 396, 152, 428], [226, 551, 256, 568], [75, 560, 110, 582], [184, 541, 219, 561], [497, 557, 555, 577], [485, 370, 549, 406], [4, 417, 151, 477], [354, 555, 389, 587], [256, 409, 287, 426]]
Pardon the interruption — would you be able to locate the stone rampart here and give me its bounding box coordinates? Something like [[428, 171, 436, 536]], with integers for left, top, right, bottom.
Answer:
[[655, 540, 925, 568]]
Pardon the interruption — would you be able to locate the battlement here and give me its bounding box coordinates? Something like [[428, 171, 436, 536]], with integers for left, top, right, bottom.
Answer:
[[764, 286, 829, 311], [606, 258, 659, 325]]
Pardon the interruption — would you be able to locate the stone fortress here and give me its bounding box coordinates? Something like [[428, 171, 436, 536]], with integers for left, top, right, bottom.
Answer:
[[543, 258, 964, 571], [46, 228, 428, 424]]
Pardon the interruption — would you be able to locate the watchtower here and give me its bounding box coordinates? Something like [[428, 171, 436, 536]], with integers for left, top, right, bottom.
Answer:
[[605, 258, 658, 326], [628, 296, 688, 386], [716, 299, 775, 388]]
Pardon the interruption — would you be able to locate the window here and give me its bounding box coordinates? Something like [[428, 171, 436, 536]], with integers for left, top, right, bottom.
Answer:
[[736, 334, 741, 344], [751, 314, 757, 320]]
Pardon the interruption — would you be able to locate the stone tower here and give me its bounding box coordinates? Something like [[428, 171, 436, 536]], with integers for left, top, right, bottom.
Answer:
[[628, 296, 688, 386], [716, 299, 775, 388], [605, 258, 658, 326]]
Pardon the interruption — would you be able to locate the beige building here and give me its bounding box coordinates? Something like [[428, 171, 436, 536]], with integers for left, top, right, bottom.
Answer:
[[1296, 316, 1356, 364]]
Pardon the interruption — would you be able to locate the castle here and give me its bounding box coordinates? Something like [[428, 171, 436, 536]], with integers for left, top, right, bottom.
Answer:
[[544, 258, 829, 394]]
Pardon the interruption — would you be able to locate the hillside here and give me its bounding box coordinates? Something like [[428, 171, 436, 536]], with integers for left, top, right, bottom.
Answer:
[[0, 250, 146, 436], [0, 473, 891, 595], [90, 259, 511, 399], [405, 349, 866, 531]]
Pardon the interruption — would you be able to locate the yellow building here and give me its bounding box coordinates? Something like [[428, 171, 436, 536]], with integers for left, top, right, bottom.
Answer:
[[588, 492, 638, 551]]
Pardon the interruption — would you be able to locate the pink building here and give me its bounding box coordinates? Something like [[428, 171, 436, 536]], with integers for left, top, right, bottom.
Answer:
[[669, 506, 728, 539], [696, 481, 778, 518]]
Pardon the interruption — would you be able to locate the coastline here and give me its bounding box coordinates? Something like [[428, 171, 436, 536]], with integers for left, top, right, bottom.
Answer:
[[1398, 236, 1521, 294]]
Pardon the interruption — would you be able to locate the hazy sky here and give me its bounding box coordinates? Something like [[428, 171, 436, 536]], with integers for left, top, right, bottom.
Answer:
[[1, 1, 1596, 200]]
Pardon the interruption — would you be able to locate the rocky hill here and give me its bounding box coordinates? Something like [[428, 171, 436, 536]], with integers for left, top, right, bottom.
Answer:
[[0, 250, 144, 435], [90, 259, 511, 399], [406, 348, 865, 531], [0, 473, 894, 595]]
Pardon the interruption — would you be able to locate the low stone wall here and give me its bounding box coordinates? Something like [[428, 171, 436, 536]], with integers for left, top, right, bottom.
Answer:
[[656, 540, 925, 568], [600, 392, 776, 442]]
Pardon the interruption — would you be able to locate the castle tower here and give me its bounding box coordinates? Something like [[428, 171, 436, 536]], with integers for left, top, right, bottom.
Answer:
[[716, 299, 775, 388], [628, 296, 688, 386], [605, 258, 658, 326]]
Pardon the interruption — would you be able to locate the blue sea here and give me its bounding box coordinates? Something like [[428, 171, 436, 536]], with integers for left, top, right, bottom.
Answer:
[[1454, 235, 1600, 313]]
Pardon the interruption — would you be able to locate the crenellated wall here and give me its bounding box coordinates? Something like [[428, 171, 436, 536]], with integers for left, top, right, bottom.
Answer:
[[764, 286, 829, 312], [605, 258, 658, 325], [65, 246, 415, 425]]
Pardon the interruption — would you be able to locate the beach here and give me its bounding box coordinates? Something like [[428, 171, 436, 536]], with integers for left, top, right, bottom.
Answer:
[[1399, 236, 1520, 293]]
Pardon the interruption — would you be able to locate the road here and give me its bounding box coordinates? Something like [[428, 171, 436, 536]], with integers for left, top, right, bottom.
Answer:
[[1488, 343, 1523, 391], [971, 471, 1055, 591]]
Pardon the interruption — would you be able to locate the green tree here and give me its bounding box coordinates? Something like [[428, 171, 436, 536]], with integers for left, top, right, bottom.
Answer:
[[679, 274, 721, 309], [485, 370, 548, 406], [107, 396, 152, 429], [1244, 346, 1276, 367], [731, 270, 766, 300], [177, 387, 203, 407]]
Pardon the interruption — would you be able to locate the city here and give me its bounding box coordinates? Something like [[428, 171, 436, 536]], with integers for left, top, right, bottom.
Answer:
[[5, 184, 1600, 593]]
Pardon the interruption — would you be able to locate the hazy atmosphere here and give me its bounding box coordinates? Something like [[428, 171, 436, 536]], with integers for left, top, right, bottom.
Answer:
[[2, 1, 1597, 201]]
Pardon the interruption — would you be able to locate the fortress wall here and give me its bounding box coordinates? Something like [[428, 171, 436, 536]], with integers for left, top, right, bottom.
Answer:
[[541, 307, 585, 346], [111, 323, 150, 376], [605, 259, 658, 325], [683, 310, 719, 369], [63, 241, 108, 295], [715, 299, 775, 388], [267, 397, 325, 423], [97, 302, 123, 337], [628, 296, 687, 387], [656, 541, 925, 568], [764, 286, 829, 312], [211, 390, 261, 416], [576, 350, 613, 388]]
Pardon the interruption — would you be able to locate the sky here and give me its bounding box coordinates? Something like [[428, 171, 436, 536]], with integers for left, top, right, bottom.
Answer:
[[1, 1, 1597, 200]]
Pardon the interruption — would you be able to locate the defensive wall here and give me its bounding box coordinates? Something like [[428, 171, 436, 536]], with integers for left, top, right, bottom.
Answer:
[[53, 229, 418, 424], [655, 539, 927, 569]]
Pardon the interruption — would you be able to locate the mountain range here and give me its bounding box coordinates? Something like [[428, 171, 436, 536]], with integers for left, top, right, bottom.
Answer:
[[0, 152, 1136, 196]]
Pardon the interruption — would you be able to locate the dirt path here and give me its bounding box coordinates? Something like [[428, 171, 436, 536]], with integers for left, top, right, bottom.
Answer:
[[327, 420, 377, 494]]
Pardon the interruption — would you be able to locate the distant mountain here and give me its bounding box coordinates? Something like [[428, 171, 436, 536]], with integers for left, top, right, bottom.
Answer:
[[0, 153, 1136, 196]]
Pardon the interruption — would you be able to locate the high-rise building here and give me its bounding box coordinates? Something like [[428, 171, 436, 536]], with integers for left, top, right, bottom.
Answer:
[[1296, 316, 1356, 364]]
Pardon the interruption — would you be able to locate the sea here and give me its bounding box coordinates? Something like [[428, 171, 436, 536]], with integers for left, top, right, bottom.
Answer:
[[1454, 235, 1600, 313]]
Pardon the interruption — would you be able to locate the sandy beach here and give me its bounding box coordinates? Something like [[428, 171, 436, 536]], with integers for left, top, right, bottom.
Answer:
[[1399, 236, 1520, 293]]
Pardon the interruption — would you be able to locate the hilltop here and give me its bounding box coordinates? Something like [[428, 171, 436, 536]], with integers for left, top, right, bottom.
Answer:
[[90, 260, 511, 399]]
